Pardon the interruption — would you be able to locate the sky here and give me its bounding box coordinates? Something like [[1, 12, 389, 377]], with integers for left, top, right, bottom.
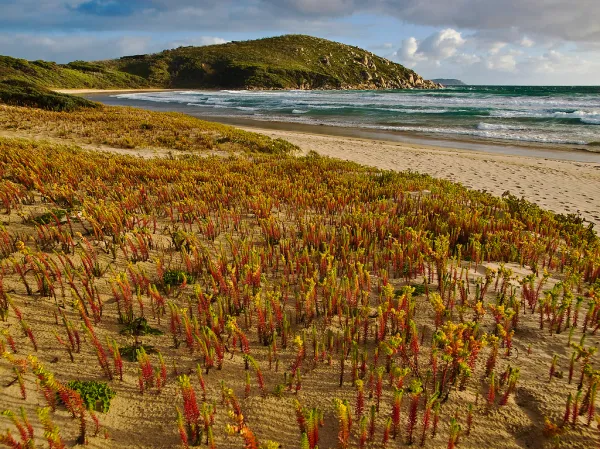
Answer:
[[1, 0, 600, 85]]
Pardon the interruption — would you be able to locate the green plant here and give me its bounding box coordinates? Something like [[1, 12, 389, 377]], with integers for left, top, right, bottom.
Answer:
[[163, 269, 195, 287], [65, 380, 116, 413], [33, 209, 66, 225], [121, 344, 157, 362], [120, 317, 164, 337]]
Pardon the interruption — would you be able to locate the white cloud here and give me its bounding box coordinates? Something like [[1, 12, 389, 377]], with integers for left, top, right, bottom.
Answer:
[[487, 42, 506, 55], [485, 53, 517, 72], [520, 36, 534, 47], [389, 26, 600, 85], [397, 28, 465, 66], [419, 28, 465, 59]]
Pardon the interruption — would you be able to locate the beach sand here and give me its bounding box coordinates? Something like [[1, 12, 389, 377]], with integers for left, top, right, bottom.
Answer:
[[239, 126, 600, 229], [1, 114, 600, 449], [53, 88, 176, 94]]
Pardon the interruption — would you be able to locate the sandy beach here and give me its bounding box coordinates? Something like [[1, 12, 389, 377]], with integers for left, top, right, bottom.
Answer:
[[239, 125, 600, 229], [53, 88, 177, 94], [1, 101, 600, 449]]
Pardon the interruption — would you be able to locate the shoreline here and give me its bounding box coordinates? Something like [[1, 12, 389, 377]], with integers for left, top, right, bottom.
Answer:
[[84, 92, 600, 164], [60, 91, 600, 227]]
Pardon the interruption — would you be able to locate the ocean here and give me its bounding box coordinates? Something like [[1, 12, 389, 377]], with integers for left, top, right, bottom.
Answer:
[[102, 85, 600, 153]]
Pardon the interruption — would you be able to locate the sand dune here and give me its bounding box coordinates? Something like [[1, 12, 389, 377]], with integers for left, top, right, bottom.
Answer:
[[242, 126, 600, 229]]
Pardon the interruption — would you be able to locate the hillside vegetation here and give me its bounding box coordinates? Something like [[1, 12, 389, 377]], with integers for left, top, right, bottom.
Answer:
[[0, 55, 151, 89], [0, 35, 439, 90], [0, 79, 100, 111]]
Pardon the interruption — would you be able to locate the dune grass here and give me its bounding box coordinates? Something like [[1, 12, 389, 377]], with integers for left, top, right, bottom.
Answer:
[[0, 102, 298, 154]]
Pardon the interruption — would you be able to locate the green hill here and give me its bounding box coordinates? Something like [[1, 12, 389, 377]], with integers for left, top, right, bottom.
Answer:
[[103, 35, 440, 90], [0, 35, 439, 91]]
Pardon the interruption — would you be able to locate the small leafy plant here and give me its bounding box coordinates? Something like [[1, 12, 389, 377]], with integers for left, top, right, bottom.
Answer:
[[163, 270, 195, 287], [120, 317, 164, 337], [65, 380, 116, 413], [33, 209, 66, 225]]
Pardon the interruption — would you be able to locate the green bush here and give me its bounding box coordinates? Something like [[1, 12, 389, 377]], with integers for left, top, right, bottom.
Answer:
[[66, 380, 116, 413], [0, 79, 100, 112], [120, 317, 163, 336], [163, 269, 195, 286], [33, 208, 66, 225]]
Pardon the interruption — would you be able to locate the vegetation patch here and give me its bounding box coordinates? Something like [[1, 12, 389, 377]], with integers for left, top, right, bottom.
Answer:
[[0, 79, 100, 111], [65, 380, 116, 413], [163, 269, 195, 287]]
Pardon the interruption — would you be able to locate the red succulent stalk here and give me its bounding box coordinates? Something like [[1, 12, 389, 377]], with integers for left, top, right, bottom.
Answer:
[[391, 387, 403, 439], [158, 352, 167, 386], [368, 404, 376, 439], [466, 403, 473, 436], [12, 368, 26, 400], [571, 390, 582, 427], [240, 426, 259, 449], [295, 400, 307, 434], [487, 373, 496, 405], [196, 365, 206, 402], [382, 417, 392, 448], [406, 381, 423, 445], [111, 341, 123, 381], [359, 416, 368, 449], [447, 417, 461, 449], [420, 394, 438, 446], [178, 374, 201, 444], [431, 401, 440, 438], [587, 382, 597, 426], [4, 331, 17, 353], [562, 393, 572, 426], [90, 411, 100, 436], [176, 407, 190, 449], [355, 380, 364, 419]]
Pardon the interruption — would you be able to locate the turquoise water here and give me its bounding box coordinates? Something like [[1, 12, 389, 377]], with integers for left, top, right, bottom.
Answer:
[[110, 86, 600, 149]]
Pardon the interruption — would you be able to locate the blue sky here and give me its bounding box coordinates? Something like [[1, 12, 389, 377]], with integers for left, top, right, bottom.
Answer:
[[1, 0, 599, 85]]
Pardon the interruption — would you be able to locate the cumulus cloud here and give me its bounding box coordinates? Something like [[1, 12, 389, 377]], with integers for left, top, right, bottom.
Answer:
[[419, 28, 465, 59], [397, 28, 465, 66], [391, 25, 600, 85], [485, 52, 517, 72]]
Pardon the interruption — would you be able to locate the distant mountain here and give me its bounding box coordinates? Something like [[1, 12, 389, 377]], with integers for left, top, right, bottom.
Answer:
[[431, 78, 466, 86], [0, 35, 440, 91]]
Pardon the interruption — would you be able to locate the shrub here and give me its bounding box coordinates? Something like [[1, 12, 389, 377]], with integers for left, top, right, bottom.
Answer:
[[0, 79, 100, 112], [163, 270, 195, 287], [65, 380, 116, 413]]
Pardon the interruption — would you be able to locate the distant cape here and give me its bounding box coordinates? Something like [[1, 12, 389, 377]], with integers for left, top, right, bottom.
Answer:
[[431, 78, 466, 86]]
